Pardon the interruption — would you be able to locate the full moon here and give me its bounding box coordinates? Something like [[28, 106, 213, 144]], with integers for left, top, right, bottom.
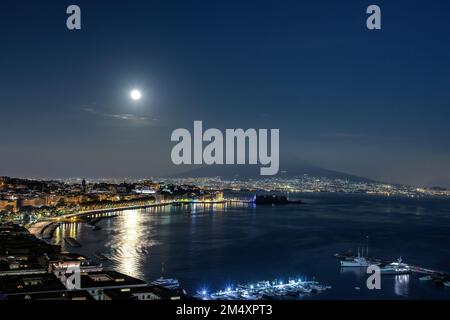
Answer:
[[130, 89, 142, 101]]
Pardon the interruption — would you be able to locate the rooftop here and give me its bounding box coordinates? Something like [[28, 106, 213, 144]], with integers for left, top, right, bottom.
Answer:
[[80, 271, 147, 289], [0, 273, 66, 295], [7, 290, 95, 301]]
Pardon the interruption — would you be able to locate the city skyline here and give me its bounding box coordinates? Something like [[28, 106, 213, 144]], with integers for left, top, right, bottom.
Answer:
[[1, 0, 450, 187]]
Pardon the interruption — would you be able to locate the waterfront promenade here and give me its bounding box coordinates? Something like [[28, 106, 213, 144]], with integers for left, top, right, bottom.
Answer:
[[27, 199, 235, 239]]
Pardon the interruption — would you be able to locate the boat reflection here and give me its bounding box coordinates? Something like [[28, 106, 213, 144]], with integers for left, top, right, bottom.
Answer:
[[394, 274, 410, 297]]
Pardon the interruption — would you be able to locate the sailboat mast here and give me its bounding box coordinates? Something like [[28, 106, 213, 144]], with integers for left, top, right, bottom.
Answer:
[[366, 236, 369, 258]]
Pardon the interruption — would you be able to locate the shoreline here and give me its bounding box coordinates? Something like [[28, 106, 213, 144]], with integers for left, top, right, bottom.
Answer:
[[27, 200, 231, 239]]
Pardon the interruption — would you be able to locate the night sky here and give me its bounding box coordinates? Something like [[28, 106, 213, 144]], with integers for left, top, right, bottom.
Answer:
[[0, 0, 449, 186]]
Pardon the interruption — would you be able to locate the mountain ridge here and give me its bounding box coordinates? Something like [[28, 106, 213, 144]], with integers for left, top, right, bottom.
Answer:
[[170, 162, 377, 183]]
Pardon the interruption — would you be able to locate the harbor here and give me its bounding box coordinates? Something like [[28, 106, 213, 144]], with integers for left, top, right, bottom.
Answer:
[[45, 193, 450, 300], [194, 279, 331, 300], [335, 250, 450, 286]]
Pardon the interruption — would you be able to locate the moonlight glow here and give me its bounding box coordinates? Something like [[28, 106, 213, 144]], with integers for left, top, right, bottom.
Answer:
[[130, 89, 142, 101]]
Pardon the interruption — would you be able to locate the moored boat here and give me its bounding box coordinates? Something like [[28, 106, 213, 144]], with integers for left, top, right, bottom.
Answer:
[[340, 254, 379, 267], [151, 277, 181, 290], [379, 258, 411, 275]]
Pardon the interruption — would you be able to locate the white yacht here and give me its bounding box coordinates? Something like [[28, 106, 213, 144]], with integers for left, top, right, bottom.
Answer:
[[380, 258, 411, 275]]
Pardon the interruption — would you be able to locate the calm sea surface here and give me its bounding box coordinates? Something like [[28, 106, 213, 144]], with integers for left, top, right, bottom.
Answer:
[[52, 193, 450, 299]]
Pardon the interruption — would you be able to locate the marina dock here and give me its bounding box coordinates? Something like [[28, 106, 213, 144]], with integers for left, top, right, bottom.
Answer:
[[195, 279, 331, 300]]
